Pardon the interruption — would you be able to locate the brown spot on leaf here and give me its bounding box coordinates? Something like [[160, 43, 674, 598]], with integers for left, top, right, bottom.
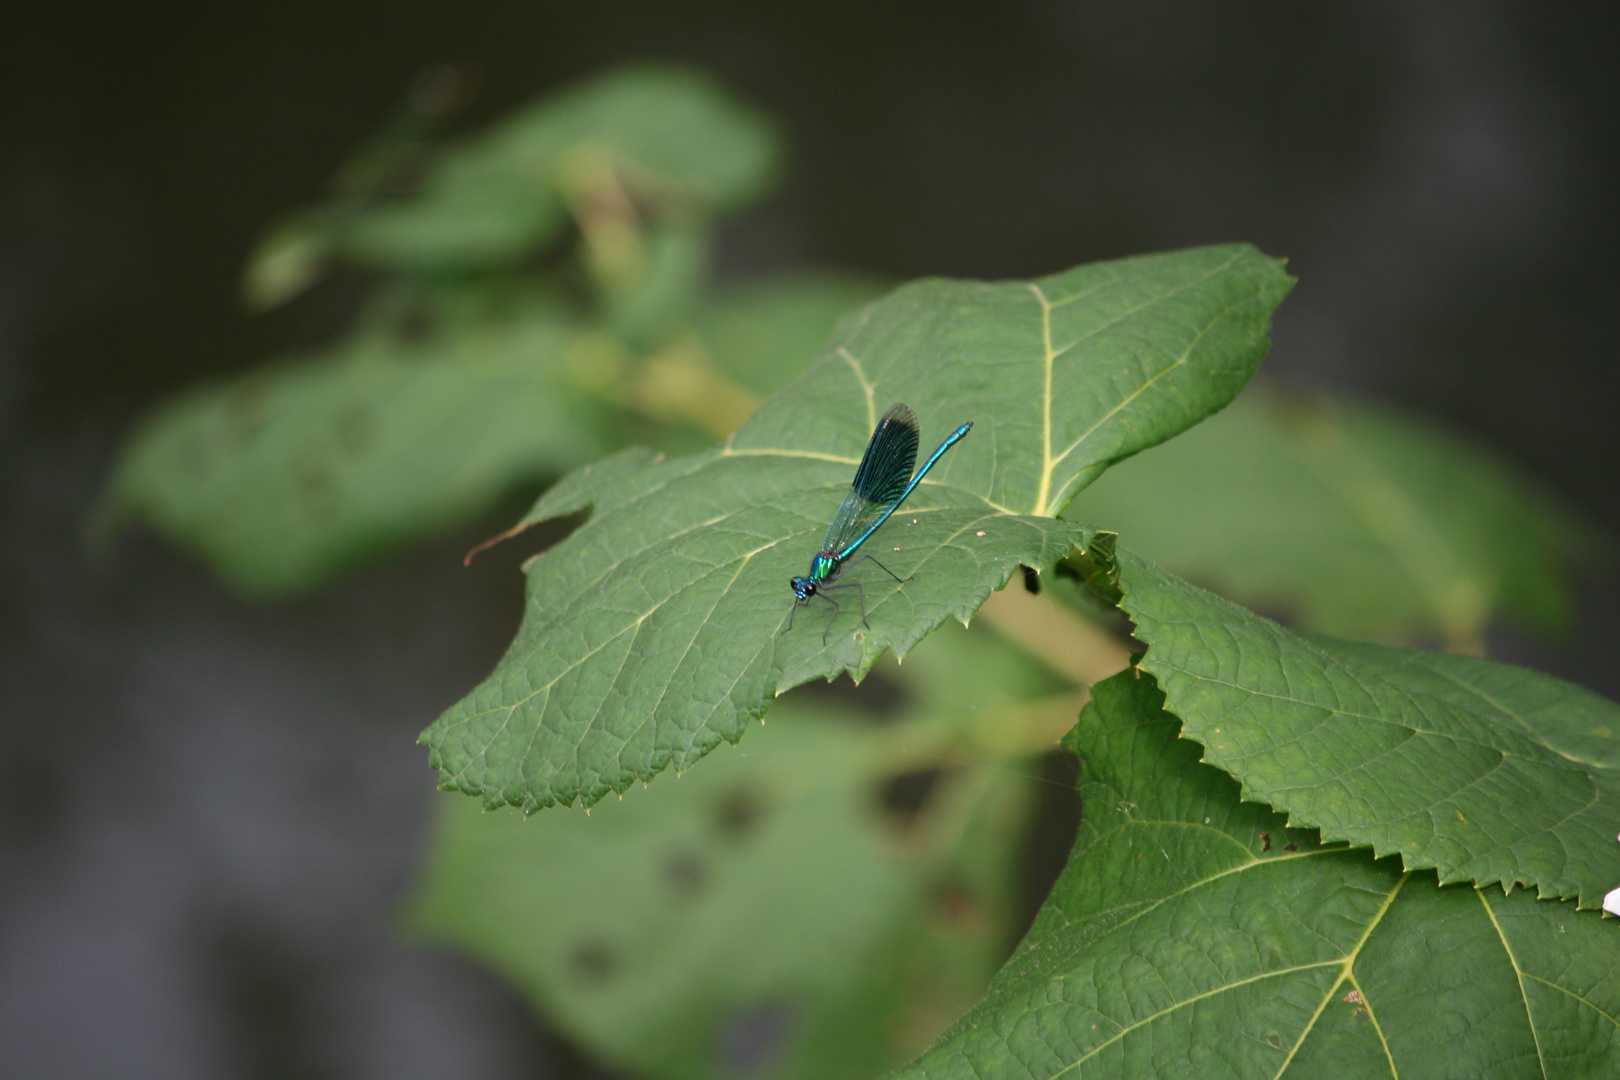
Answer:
[[663, 848, 707, 898], [877, 766, 948, 831], [716, 786, 765, 840], [934, 881, 982, 930]]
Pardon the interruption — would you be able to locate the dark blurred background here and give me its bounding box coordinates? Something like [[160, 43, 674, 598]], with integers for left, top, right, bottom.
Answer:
[[2, 2, 1616, 1077]]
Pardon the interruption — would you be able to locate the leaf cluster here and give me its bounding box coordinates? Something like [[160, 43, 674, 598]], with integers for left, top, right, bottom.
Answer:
[[105, 65, 1617, 1079], [412, 233, 1612, 1078], [104, 66, 883, 596]]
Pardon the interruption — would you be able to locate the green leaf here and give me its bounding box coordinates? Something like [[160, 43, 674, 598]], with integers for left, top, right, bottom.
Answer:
[[421, 244, 1294, 811], [410, 622, 1076, 1080], [1113, 546, 1620, 908], [340, 65, 779, 271], [1070, 388, 1587, 648], [893, 671, 1620, 1080], [107, 314, 604, 596]]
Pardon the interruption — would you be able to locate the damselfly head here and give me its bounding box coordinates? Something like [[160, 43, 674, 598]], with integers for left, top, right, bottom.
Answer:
[[790, 576, 815, 603]]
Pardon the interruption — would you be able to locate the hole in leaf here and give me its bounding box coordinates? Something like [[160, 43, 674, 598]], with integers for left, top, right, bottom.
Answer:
[[396, 302, 434, 342], [876, 765, 949, 829], [717, 1000, 797, 1078], [715, 786, 766, 840], [663, 848, 708, 898], [1266, 1032, 1285, 1050], [568, 940, 616, 986]]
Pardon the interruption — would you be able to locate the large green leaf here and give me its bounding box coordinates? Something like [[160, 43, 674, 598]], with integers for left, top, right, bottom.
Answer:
[[410, 621, 1076, 1080], [1070, 389, 1585, 648], [1113, 547, 1620, 908], [339, 66, 779, 271], [893, 671, 1620, 1080], [421, 244, 1294, 811], [107, 313, 603, 596]]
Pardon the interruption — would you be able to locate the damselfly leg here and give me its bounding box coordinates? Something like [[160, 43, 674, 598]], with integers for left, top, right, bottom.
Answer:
[[813, 554, 914, 643]]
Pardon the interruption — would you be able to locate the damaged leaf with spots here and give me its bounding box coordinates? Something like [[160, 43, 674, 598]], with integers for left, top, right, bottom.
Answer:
[[409, 621, 1078, 1080], [106, 315, 603, 597], [892, 671, 1620, 1080], [111, 66, 824, 599], [420, 244, 1294, 811], [108, 268, 886, 596]]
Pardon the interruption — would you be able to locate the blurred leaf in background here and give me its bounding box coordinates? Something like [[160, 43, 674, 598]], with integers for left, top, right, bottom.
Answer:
[[105, 65, 884, 596], [334, 65, 779, 275], [108, 310, 601, 597], [100, 56, 1614, 1080], [408, 621, 1086, 1080], [1068, 387, 1594, 651]]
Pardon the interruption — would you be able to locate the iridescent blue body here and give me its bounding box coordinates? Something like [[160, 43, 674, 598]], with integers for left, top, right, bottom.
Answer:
[[788, 404, 973, 641]]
